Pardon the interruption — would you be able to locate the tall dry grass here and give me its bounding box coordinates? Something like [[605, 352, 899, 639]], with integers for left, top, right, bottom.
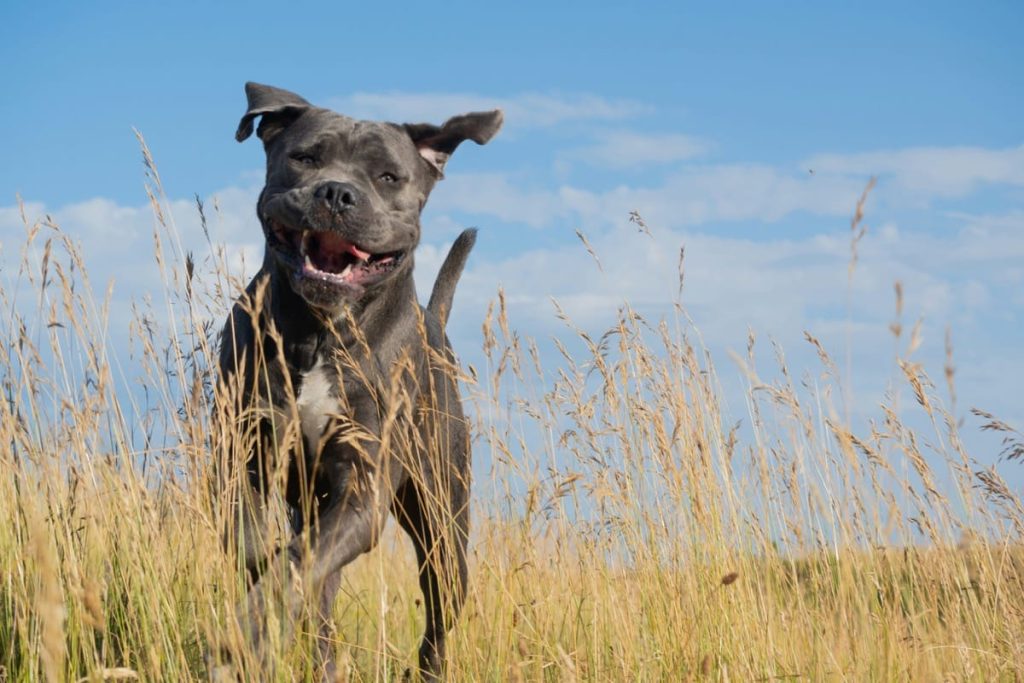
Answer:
[[0, 145, 1022, 681]]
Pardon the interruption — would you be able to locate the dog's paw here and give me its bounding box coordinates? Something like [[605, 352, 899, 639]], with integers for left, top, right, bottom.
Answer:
[[207, 662, 241, 683], [205, 648, 243, 683]]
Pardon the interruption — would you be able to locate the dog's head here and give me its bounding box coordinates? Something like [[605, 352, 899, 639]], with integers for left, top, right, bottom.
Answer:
[[236, 82, 502, 311]]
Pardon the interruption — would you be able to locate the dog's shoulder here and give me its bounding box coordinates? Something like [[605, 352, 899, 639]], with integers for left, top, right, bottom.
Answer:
[[218, 273, 270, 377]]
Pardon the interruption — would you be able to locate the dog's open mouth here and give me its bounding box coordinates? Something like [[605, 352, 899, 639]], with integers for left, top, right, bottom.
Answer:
[[269, 219, 404, 286]]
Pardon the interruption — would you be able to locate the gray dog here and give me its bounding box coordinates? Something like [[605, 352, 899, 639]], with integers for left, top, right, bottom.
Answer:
[[216, 82, 501, 680]]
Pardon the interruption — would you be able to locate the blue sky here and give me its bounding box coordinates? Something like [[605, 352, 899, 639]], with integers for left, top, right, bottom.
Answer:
[[2, 2, 1022, 493]]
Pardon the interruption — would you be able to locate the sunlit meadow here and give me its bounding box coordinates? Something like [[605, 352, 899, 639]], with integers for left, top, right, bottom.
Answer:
[[1, 142, 1022, 682]]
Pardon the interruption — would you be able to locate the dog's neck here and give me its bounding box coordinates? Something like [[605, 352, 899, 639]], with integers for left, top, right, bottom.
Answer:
[[262, 257, 418, 371]]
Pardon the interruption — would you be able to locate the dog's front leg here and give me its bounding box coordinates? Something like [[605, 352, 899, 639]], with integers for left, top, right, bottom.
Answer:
[[240, 478, 399, 677], [241, 428, 405, 678]]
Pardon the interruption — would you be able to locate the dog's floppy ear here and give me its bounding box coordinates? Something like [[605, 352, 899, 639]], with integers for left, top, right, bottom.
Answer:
[[404, 109, 504, 177], [236, 82, 312, 144]]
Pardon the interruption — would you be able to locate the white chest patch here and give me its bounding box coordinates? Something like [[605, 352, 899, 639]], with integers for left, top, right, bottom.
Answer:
[[295, 360, 341, 451]]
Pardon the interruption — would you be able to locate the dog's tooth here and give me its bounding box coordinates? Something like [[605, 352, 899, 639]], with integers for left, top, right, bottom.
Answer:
[[301, 230, 311, 254], [304, 253, 313, 269]]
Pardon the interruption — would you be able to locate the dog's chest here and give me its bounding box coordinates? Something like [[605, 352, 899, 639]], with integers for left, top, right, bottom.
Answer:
[[295, 360, 341, 450]]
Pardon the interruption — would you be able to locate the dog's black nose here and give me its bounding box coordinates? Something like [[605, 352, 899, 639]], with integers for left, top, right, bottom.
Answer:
[[314, 181, 360, 213]]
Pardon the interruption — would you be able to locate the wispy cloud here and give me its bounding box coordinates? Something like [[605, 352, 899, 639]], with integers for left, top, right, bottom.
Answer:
[[446, 209, 1024, 429], [428, 172, 571, 229], [4, 138, 1022, 436], [1, 189, 263, 312], [561, 164, 866, 228], [565, 130, 710, 168], [326, 91, 651, 128], [430, 164, 866, 231], [804, 144, 1024, 199], [432, 143, 1024, 232]]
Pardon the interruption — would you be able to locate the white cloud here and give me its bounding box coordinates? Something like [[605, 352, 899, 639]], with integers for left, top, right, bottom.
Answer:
[[4, 138, 1021, 450], [563, 164, 867, 228], [430, 163, 867, 231], [566, 130, 710, 168], [430, 144, 1024, 235], [8, 150, 1021, 333], [804, 144, 1024, 199], [326, 91, 650, 128], [428, 172, 570, 228], [1, 188, 264, 340], [442, 209, 1024, 450]]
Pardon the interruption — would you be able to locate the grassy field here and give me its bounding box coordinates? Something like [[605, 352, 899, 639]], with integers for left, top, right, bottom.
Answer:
[[1, 158, 1022, 682]]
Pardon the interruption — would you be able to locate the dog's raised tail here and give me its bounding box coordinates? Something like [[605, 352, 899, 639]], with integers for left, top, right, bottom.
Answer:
[[428, 228, 477, 328]]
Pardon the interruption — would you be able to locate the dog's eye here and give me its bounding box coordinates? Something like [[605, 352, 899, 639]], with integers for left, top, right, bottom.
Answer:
[[378, 172, 399, 183], [291, 153, 318, 166]]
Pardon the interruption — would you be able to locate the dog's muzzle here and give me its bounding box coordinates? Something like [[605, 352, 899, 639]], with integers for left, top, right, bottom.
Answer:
[[267, 218, 406, 291]]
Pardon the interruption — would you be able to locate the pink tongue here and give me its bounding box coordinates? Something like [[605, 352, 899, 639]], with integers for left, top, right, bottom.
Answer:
[[319, 232, 371, 260]]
